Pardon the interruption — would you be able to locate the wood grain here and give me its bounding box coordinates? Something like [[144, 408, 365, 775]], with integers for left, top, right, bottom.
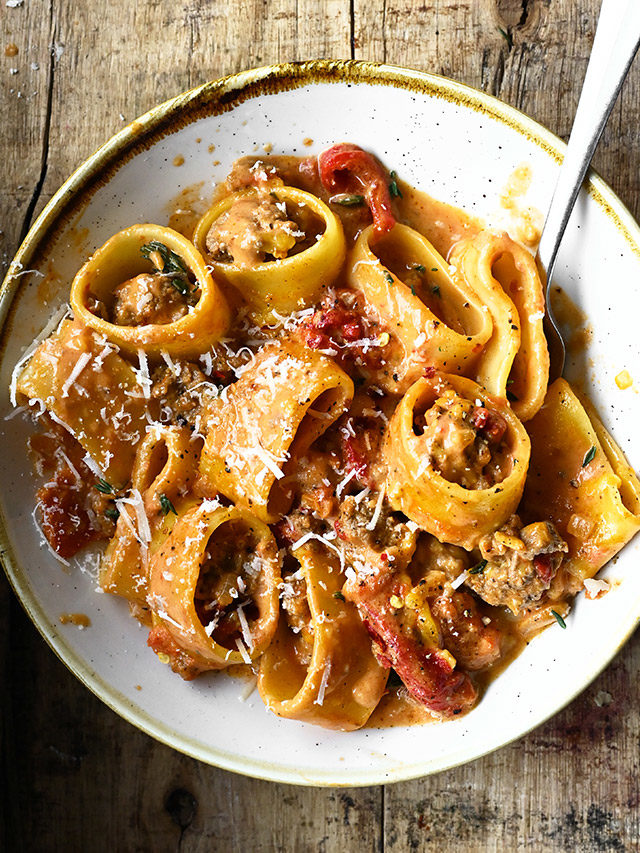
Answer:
[[2, 0, 640, 850]]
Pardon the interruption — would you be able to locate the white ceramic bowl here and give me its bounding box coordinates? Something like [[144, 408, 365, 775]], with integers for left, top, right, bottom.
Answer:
[[1, 61, 639, 787]]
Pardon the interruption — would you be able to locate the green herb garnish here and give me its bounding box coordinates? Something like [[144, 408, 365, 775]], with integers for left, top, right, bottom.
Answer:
[[333, 590, 346, 602], [468, 559, 487, 575], [410, 284, 416, 296], [105, 506, 120, 522], [385, 272, 394, 285], [170, 277, 189, 295], [159, 493, 177, 516], [332, 193, 365, 207], [141, 241, 188, 275], [551, 609, 567, 629], [432, 285, 441, 297], [389, 171, 402, 198], [413, 264, 426, 273], [582, 445, 596, 467], [94, 478, 113, 495]]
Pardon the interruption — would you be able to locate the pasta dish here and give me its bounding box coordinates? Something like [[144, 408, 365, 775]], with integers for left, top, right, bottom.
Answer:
[[11, 143, 640, 730]]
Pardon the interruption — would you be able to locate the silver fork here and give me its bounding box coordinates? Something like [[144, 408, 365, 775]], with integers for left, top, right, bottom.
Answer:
[[538, 0, 640, 382]]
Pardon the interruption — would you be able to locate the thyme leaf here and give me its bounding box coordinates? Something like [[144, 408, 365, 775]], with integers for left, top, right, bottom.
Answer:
[[141, 241, 188, 275], [330, 193, 365, 207], [159, 493, 177, 516], [468, 559, 487, 575], [389, 170, 402, 198]]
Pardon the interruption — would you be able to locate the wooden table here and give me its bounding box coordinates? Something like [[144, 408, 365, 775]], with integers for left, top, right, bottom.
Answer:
[[2, 1, 640, 850]]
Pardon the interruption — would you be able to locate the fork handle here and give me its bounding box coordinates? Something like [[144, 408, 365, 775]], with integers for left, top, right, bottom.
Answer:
[[537, 0, 640, 282]]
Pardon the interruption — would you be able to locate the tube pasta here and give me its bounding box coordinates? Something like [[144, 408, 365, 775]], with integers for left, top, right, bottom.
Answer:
[[147, 502, 281, 674], [449, 230, 549, 421], [193, 186, 346, 319], [15, 319, 148, 485], [383, 372, 531, 549], [200, 339, 354, 522], [100, 425, 200, 608], [13, 145, 640, 730], [258, 541, 388, 730], [522, 378, 640, 581], [70, 224, 231, 357], [348, 224, 492, 390]]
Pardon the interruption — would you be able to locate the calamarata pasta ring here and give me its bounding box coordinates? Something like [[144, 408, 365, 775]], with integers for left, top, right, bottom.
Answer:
[[193, 185, 346, 319], [384, 371, 531, 549], [70, 223, 231, 357]]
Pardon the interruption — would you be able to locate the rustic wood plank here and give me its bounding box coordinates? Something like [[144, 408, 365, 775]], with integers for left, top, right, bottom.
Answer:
[[0, 0, 54, 271], [4, 594, 382, 852], [384, 631, 640, 852]]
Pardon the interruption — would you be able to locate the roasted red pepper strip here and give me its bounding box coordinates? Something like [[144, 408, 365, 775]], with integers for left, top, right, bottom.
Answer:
[[345, 572, 477, 717], [318, 143, 396, 237]]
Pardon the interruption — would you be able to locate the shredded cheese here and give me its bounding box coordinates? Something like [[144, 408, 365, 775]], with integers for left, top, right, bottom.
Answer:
[[60, 351, 92, 398], [336, 468, 357, 497], [237, 604, 254, 651], [235, 637, 253, 664], [251, 442, 285, 480], [365, 488, 385, 531], [135, 349, 152, 399], [314, 659, 332, 706], [290, 532, 345, 571], [451, 570, 469, 590], [82, 452, 103, 478]]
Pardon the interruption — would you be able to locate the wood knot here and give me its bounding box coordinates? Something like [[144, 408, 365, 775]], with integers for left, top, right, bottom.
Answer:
[[494, 0, 544, 47], [165, 788, 198, 830]]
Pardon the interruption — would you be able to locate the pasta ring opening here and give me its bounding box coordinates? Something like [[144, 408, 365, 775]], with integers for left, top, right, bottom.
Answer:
[[70, 224, 231, 357], [193, 186, 346, 319], [348, 224, 492, 390], [148, 503, 280, 674], [384, 372, 530, 549]]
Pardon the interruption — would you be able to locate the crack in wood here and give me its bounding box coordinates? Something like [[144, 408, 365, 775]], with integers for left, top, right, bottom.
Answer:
[[19, 0, 56, 245], [350, 0, 355, 59]]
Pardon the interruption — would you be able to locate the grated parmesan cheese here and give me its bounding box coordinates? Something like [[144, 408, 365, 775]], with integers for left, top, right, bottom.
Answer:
[[336, 468, 356, 497], [290, 532, 345, 571], [250, 442, 286, 480], [60, 351, 92, 398], [235, 637, 253, 664], [314, 659, 332, 706], [160, 349, 180, 376], [365, 488, 385, 532], [135, 349, 152, 399], [237, 604, 254, 651], [82, 452, 103, 478], [451, 570, 469, 590]]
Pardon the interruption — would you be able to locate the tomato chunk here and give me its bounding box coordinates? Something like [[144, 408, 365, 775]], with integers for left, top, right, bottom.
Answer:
[[345, 572, 477, 717], [318, 143, 396, 237]]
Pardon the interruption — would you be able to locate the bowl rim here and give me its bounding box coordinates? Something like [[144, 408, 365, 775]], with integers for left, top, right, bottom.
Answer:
[[2, 58, 640, 787]]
